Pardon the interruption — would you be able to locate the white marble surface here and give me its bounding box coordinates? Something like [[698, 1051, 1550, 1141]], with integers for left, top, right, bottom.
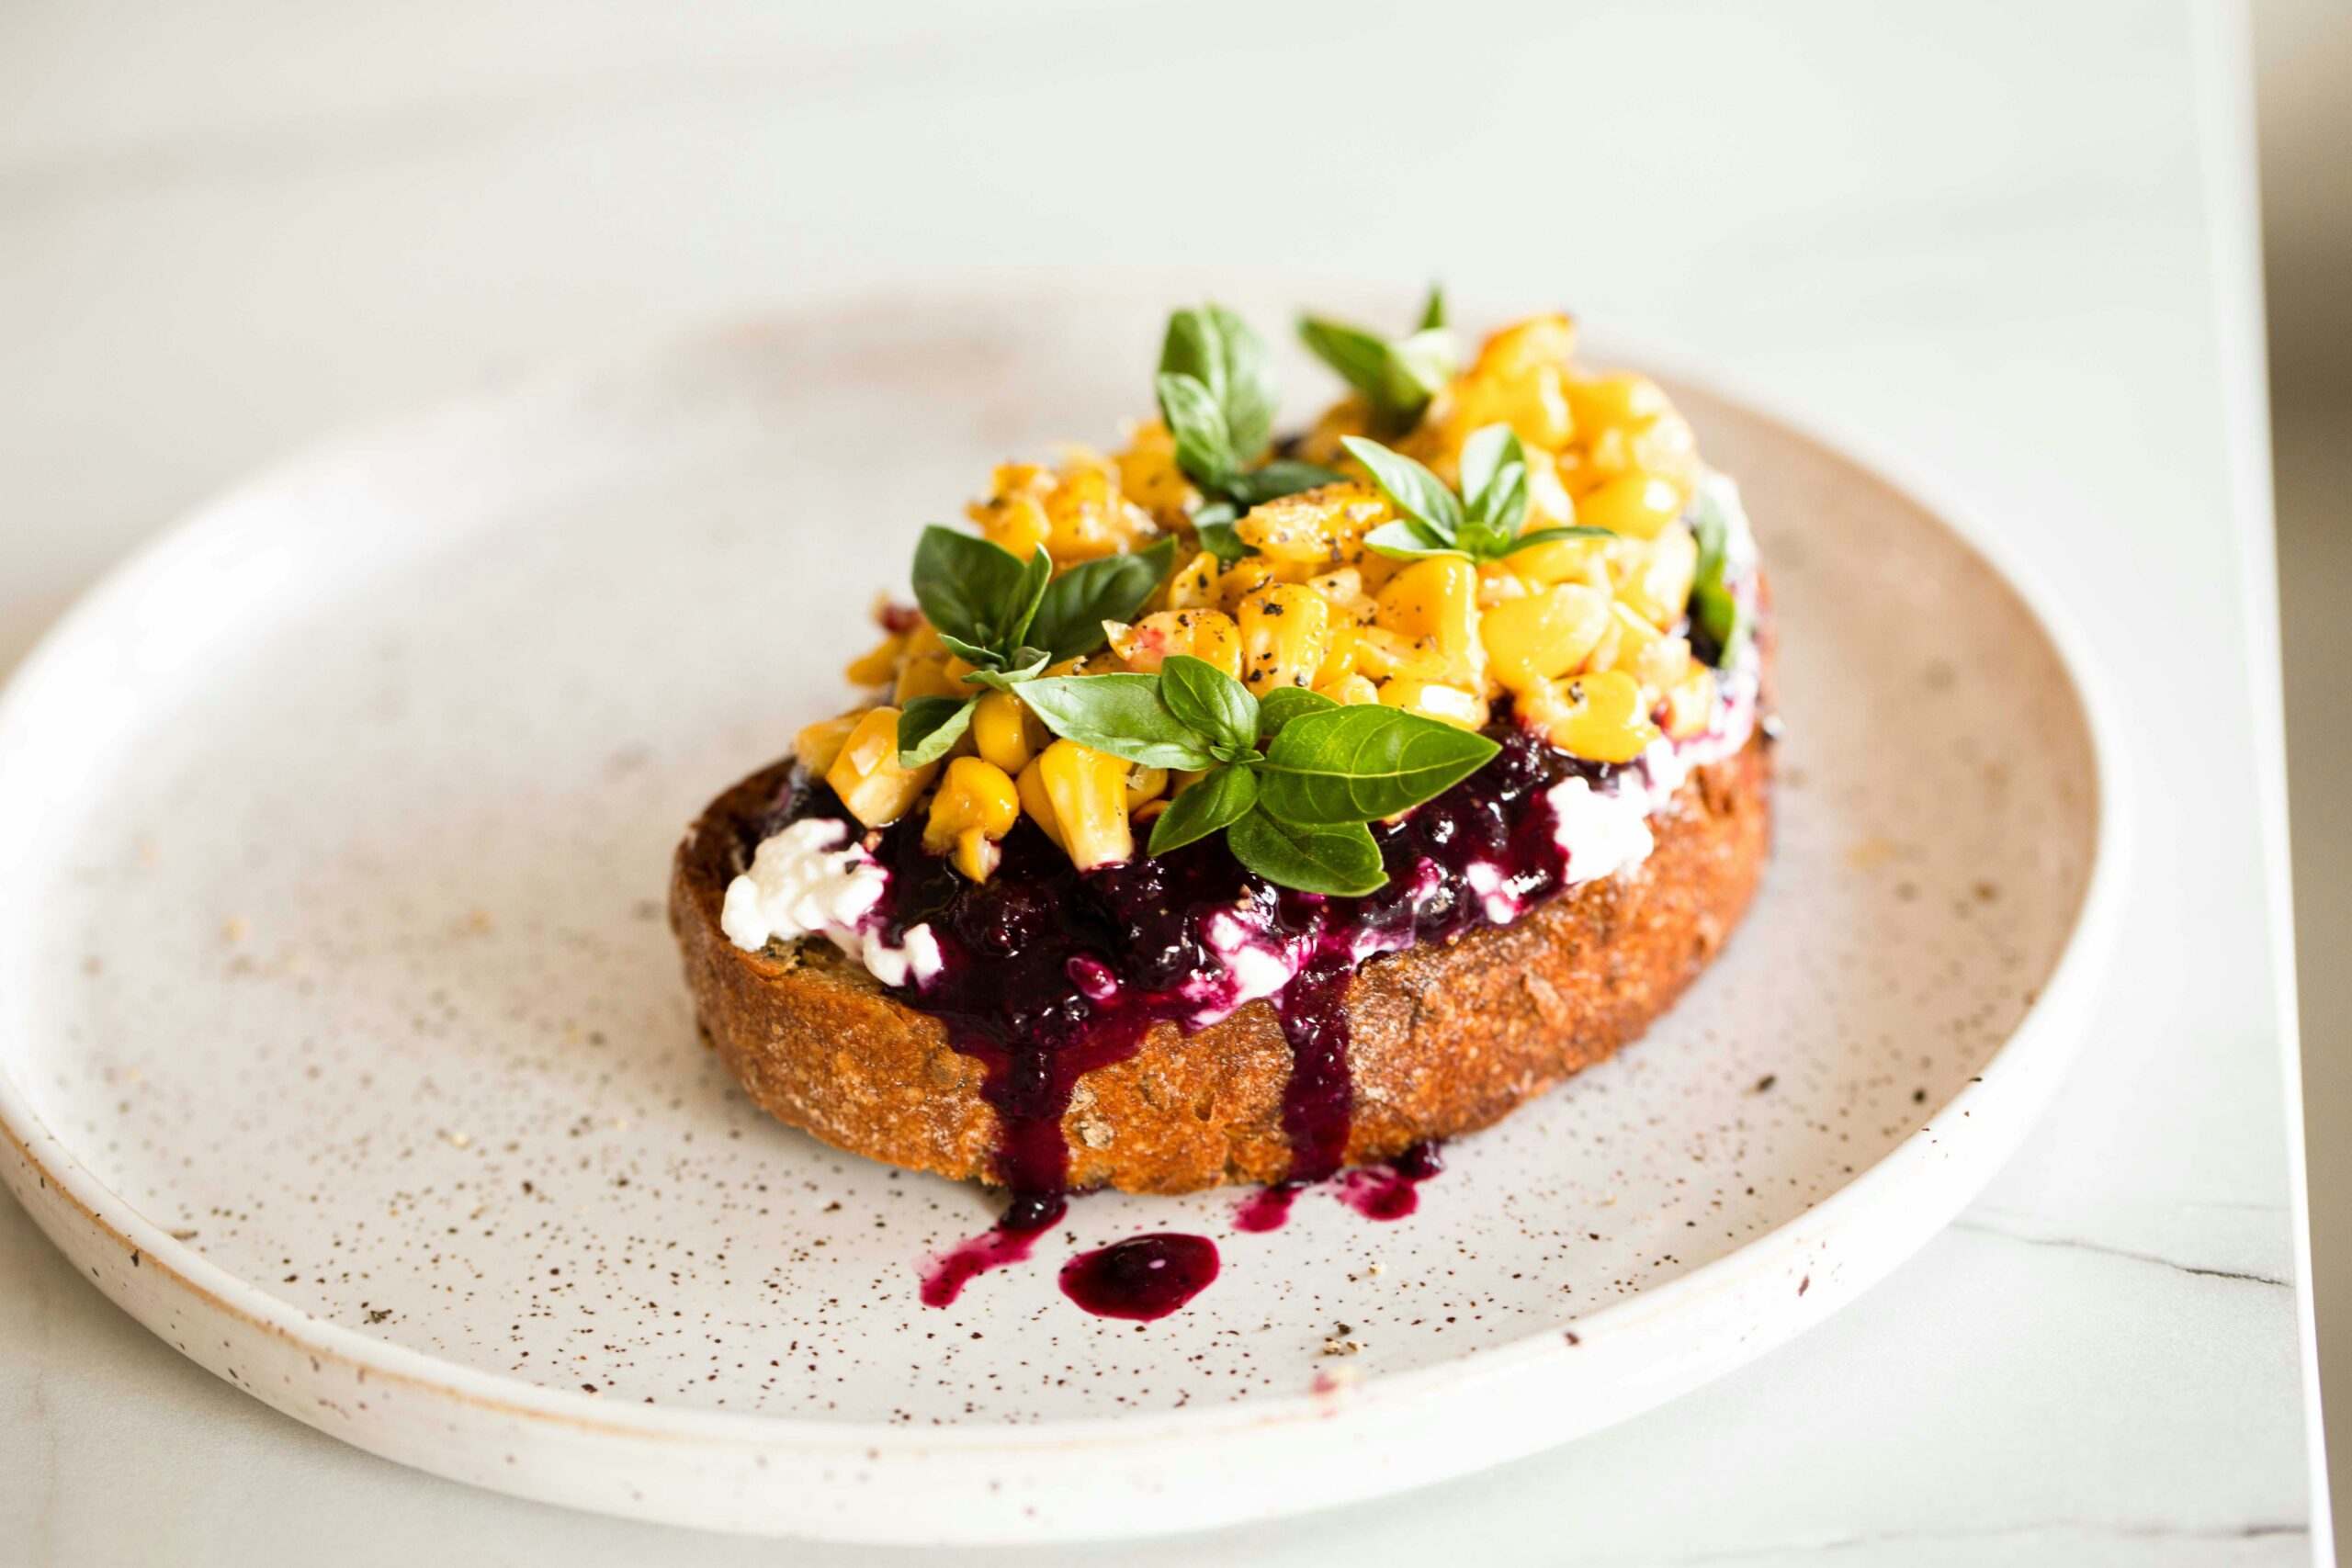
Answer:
[[0, 1, 2323, 1562]]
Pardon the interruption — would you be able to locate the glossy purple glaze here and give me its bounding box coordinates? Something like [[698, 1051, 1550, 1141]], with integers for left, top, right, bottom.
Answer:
[[1057, 1233, 1222, 1321], [760, 727, 1612, 1255]]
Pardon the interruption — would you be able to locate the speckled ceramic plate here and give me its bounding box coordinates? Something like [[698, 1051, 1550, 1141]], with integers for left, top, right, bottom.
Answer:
[[0, 288, 2122, 1543]]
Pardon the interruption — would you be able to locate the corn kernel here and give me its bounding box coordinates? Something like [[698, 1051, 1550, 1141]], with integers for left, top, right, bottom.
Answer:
[[1529, 671, 1658, 763], [1376, 678, 1488, 729], [894, 654, 961, 705], [1304, 566, 1377, 624], [1106, 609, 1244, 679], [1238, 583, 1336, 694], [1235, 484, 1387, 566], [793, 712, 865, 777], [1563, 371, 1670, 434], [1167, 549, 1222, 611], [1016, 755, 1064, 850], [972, 689, 1039, 773], [1216, 557, 1282, 613], [1617, 522, 1700, 628], [1478, 583, 1612, 694], [1316, 672, 1381, 705], [1578, 473, 1684, 541], [968, 454, 1159, 567], [826, 706, 941, 827], [1036, 739, 1134, 870], [1589, 601, 1693, 693], [1374, 557, 1481, 681], [1662, 666, 1719, 740], [952, 829, 1001, 884], [843, 635, 902, 688], [1125, 766, 1169, 809], [923, 756, 1020, 860], [1114, 420, 1198, 524]]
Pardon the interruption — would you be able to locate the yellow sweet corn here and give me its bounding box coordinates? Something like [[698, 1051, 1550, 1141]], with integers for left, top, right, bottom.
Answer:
[[843, 635, 902, 688], [826, 706, 941, 827], [1315, 672, 1381, 705], [794, 712, 865, 777], [1522, 671, 1658, 763], [1589, 601, 1693, 694], [1374, 557, 1481, 681], [1167, 548, 1222, 611], [1661, 666, 1720, 740], [1478, 583, 1612, 694], [1234, 484, 1388, 566], [1238, 583, 1335, 694], [894, 654, 961, 706], [1114, 420, 1198, 525], [972, 688, 1042, 773], [1577, 473, 1684, 541], [1615, 522, 1700, 629], [1105, 608, 1245, 680], [923, 756, 1021, 881], [1376, 677, 1488, 729], [1036, 739, 1134, 870]]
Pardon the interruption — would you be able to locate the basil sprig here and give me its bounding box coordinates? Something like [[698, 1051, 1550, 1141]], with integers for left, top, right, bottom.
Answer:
[[1014, 656, 1498, 896], [1345, 425, 1606, 567], [898, 526, 1175, 764], [1297, 285, 1457, 434], [1155, 305, 1346, 538], [1689, 484, 1749, 667]]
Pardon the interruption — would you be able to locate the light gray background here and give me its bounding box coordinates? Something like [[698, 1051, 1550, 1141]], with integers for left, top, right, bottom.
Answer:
[[1, 2, 2337, 1562]]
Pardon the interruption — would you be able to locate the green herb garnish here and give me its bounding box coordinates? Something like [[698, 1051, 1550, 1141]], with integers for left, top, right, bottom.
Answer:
[[899, 526, 1174, 764], [1689, 483, 1748, 664], [1156, 304, 1346, 525], [1013, 655, 1498, 896], [1345, 425, 1606, 566], [1297, 284, 1458, 434]]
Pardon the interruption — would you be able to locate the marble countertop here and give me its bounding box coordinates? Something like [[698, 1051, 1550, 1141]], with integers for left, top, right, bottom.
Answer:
[[0, 1, 2324, 1562]]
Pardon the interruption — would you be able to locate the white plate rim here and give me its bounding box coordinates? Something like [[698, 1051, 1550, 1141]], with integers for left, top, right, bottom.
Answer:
[[0, 303, 2131, 1512]]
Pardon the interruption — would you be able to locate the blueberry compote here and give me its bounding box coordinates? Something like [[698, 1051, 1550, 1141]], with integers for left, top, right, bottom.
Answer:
[[1057, 1233, 1221, 1321], [758, 728, 1611, 1301]]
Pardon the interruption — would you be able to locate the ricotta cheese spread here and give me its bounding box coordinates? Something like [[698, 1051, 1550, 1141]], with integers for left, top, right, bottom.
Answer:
[[721, 816, 944, 987]]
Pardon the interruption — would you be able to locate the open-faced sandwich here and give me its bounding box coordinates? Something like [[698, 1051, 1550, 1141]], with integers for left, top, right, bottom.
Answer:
[[672, 293, 1770, 1239]]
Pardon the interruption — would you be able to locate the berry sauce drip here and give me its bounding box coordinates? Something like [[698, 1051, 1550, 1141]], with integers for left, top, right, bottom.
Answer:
[[1057, 1233, 1222, 1321], [758, 728, 1609, 1302]]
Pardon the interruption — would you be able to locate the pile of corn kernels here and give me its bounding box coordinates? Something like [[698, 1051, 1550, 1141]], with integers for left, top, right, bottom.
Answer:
[[797, 313, 1733, 880]]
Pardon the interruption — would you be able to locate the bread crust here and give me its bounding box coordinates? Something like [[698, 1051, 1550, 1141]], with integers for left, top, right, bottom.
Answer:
[[670, 733, 1771, 1195]]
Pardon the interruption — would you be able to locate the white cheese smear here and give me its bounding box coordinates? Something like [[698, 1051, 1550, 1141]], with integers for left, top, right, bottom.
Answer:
[[720, 816, 943, 987]]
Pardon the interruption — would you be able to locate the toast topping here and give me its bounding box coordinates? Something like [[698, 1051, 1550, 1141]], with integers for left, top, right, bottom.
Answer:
[[716, 297, 1768, 1252]]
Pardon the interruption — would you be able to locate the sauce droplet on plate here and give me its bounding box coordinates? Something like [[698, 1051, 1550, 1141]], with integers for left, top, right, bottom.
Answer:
[[1057, 1233, 1220, 1321]]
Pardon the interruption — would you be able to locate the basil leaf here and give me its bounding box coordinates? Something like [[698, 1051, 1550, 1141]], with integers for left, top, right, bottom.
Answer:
[[1690, 489, 1747, 664], [1298, 305, 1455, 428], [1363, 518, 1470, 563], [1015, 673, 1219, 771], [962, 648, 1051, 693], [935, 631, 999, 668], [1026, 537, 1176, 662], [897, 695, 977, 767], [1296, 316, 1394, 406], [1418, 283, 1447, 332], [1193, 516, 1248, 567], [1158, 371, 1238, 491], [1157, 654, 1259, 754], [910, 526, 1032, 650], [1458, 424, 1521, 525], [1002, 544, 1054, 651], [1210, 740, 1259, 766], [1207, 304, 1276, 461], [1224, 460, 1348, 506], [1256, 684, 1338, 739], [1226, 811, 1386, 897], [1340, 436, 1463, 542], [1501, 525, 1612, 554], [1257, 705, 1500, 824], [1147, 764, 1260, 855], [1161, 305, 1276, 463]]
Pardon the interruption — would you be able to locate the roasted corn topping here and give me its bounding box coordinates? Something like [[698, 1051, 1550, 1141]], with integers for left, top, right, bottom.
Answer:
[[806, 297, 1757, 895]]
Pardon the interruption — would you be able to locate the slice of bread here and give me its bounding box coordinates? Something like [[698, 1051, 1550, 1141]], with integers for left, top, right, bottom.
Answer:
[[670, 733, 1771, 1195]]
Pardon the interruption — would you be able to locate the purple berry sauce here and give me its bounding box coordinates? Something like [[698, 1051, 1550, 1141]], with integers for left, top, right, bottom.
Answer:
[[1057, 1233, 1222, 1321], [756, 725, 1615, 1302]]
